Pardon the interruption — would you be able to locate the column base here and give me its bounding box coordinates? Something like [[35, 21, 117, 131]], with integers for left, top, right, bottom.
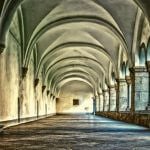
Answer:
[[146, 105, 150, 111], [126, 106, 130, 111]]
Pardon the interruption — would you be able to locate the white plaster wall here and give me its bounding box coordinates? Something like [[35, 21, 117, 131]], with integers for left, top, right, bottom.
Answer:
[[0, 33, 19, 121], [21, 53, 36, 118], [57, 81, 93, 114], [0, 32, 56, 124]]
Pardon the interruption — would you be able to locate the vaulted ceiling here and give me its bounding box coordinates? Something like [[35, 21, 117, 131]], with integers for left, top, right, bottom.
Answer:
[[0, 0, 150, 96]]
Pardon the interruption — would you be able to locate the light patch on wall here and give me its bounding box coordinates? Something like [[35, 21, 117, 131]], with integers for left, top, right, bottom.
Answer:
[[57, 80, 93, 114]]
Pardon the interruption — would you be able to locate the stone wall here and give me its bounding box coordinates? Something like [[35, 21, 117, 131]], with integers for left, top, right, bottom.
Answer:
[[104, 91, 109, 111], [110, 88, 116, 111], [135, 72, 149, 110], [119, 81, 128, 111], [96, 112, 150, 128], [56, 81, 93, 114], [0, 29, 56, 127]]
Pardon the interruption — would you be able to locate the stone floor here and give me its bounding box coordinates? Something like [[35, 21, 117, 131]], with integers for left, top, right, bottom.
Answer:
[[0, 115, 150, 150]]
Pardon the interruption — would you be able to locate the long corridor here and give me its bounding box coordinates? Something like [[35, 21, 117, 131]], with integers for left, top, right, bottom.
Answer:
[[0, 115, 150, 150]]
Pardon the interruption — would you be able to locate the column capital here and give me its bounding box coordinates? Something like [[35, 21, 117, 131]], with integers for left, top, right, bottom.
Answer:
[[115, 83, 119, 91], [97, 92, 103, 95], [125, 76, 132, 85], [42, 85, 46, 93], [34, 78, 39, 87], [22, 67, 28, 78], [130, 66, 147, 73], [115, 78, 126, 84], [102, 89, 109, 93], [0, 43, 5, 54], [47, 90, 50, 96], [108, 85, 115, 89]]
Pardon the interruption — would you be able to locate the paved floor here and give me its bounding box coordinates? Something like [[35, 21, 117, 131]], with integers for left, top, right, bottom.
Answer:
[[0, 115, 150, 150]]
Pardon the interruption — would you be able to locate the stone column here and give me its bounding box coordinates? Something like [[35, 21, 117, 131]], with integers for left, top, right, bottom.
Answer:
[[125, 76, 132, 111], [108, 87, 111, 112], [98, 93, 101, 112], [132, 67, 148, 111], [109, 86, 116, 111], [146, 61, 150, 110], [129, 68, 135, 113], [119, 79, 128, 111], [103, 90, 109, 111], [115, 80, 120, 112], [92, 97, 96, 115], [102, 91, 105, 112], [95, 95, 99, 112], [98, 93, 103, 112]]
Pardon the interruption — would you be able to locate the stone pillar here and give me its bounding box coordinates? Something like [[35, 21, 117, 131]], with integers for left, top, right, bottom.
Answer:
[[109, 86, 116, 111], [99, 93, 103, 112], [95, 95, 99, 112], [125, 76, 132, 111], [103, 90, 109, 111], [93, 97, 96, 115], [98, 93, 101, 112], [129, 68, 135, 113], [108, 87, 111, 112], [37, 100, 39, 118], [134, 67, 148, 111], [102, 91, 105, 112], [115, 80, 120, 112], [146, 61, 150, 110], [119, 79, 128, 111]]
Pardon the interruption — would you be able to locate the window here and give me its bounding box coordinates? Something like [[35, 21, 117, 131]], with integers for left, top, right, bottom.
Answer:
[[73, 99, 79, 105]]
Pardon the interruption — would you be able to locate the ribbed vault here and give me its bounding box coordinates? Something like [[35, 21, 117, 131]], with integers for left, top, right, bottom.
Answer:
[[0, 0, 150, 97]]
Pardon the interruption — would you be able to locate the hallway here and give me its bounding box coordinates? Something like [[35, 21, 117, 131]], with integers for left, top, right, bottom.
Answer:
[[0, 115, 150, 150]]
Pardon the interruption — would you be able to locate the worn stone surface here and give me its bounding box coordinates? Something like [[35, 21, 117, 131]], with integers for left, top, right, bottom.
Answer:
[[135, 72, 149, 111], [104, 91, 109, 111], [119, 81, 128, 111], [97, 112, 150, 128], [110, 88, 116, 111], [0, 115, 150, 150], [99, 94, 104, 111]]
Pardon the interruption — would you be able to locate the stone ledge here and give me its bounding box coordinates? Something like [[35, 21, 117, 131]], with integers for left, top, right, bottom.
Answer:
[[0, 113, 56, 128], [96, 112, 150, 128]]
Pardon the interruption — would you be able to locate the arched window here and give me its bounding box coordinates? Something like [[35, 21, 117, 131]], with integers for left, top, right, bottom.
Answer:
[[111, 72, 115, 84], [121, 62, 126, 78], [139, 43, 146, 66]]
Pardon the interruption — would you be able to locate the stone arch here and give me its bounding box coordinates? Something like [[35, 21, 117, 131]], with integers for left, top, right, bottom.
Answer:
[[146, 37, 150, 61]]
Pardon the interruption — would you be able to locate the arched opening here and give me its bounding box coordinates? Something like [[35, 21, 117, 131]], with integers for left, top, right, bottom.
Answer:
[[139, 43, 146, 66]]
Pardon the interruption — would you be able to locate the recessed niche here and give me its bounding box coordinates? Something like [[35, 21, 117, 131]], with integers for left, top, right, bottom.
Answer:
[[73, 99, 79, 105]]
